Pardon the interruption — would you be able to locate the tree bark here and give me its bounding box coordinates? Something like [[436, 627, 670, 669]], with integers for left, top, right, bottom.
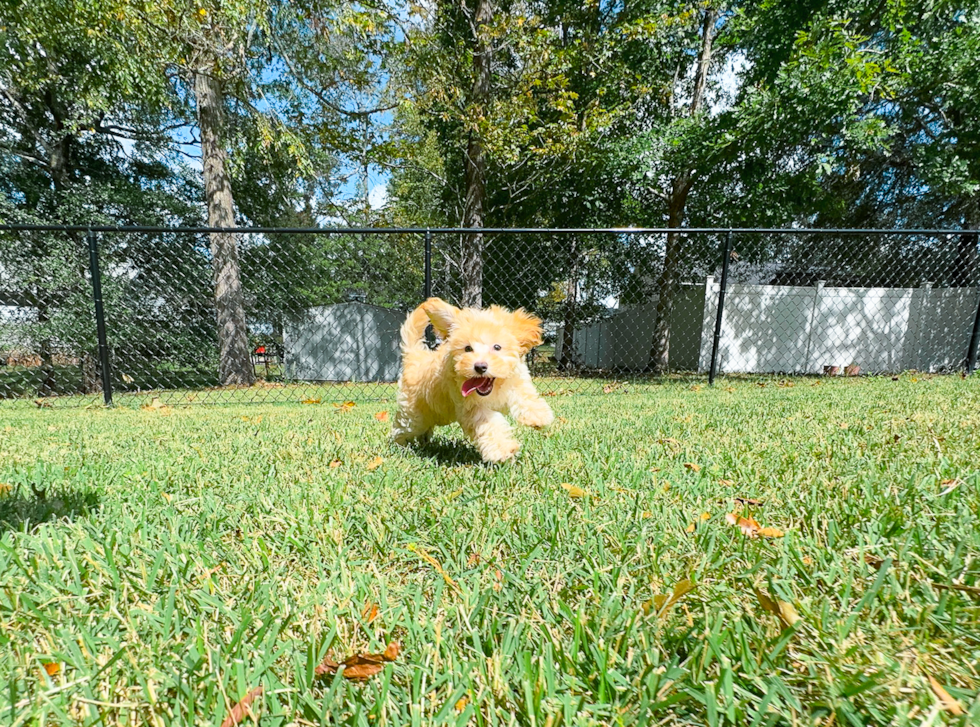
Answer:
[[460, 0, 493, 309], [649, 7, 716, 373], [952, 205, 979, 287], [194, 65, 255, 386], [558, 238, 580, 369]]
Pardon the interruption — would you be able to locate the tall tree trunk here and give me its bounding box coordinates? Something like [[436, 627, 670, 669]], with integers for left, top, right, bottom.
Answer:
[[194, 65, 255, 386], [558, 238, 580, 369], [649, 7, 716, 373], [952, 205, 979, 287], [460, 0, 493, 309]]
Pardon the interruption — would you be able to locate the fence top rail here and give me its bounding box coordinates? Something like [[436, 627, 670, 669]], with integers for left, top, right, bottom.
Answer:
[[0, 224, 977, 236]]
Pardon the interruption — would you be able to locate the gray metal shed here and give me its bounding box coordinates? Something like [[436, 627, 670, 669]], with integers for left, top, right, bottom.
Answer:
[[284, 302, 404, 382]]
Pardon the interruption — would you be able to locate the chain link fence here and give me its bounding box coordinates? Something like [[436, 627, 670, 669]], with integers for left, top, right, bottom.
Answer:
[[1, 225, 978, 406]]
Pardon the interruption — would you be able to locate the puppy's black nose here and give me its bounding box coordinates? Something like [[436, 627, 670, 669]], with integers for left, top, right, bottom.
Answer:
[[474, 362, 488, 375]]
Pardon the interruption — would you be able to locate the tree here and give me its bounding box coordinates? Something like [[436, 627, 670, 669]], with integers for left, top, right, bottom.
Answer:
[[0, 0, 178, 394]]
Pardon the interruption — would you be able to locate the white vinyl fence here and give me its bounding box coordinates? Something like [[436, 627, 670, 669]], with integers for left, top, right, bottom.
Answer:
[[558, 278, 979, 374]]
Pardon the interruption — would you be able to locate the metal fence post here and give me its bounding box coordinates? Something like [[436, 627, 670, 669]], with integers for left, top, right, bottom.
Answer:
[[708, 229, 734, 385], [967, 286, 980, 375], [424, 229, 433, 299], [86, 228, 113, 406]]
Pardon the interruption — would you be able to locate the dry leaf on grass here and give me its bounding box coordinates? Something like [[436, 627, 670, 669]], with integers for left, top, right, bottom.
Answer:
[[34, 399, 53, 408], [725, 511, 784, 539], [560, 482, 588, 498], [220, 686, 264, 727], [361, 601, 379, 623], [927, 675, 964, 715], [734, 496, 764, 507], [644, 579, 695, 616], [301, 398, 321, 405], [142, 397, 169, 411], [938, 478, 961, 495], [374, 411, 389, 422], [315, 642, 400, 682], [41, 661, 60, 677], [329, 459, 343, 468], [334, 401, 356, 412], [365, 456, 384, 471], [0, 483, 11, 497], [726, 511, 761, 536], [684, 462, 701, 473], [719, 479, 735, 487], [754, 588, 801, 629], [455, 696, 470, 712]]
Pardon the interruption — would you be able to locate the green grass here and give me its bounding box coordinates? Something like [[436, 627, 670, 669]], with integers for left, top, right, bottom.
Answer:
[[1, 375, 978, 726]]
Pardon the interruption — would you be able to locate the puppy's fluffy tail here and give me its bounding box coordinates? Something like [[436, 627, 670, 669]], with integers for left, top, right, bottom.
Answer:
[[400, 305, 432, 351]]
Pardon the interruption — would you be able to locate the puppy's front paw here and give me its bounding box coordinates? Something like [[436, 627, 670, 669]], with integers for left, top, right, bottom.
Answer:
[[479, 436, 521, 463], [517, 402, 554, 429]]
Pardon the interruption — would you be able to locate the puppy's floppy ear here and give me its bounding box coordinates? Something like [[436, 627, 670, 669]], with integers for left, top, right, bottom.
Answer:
[[422, 297, 458, 338], [511, 308, 543, 353]]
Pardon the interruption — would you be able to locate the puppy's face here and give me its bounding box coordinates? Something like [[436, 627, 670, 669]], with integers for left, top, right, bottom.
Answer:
[[424, 300, 543, 398]]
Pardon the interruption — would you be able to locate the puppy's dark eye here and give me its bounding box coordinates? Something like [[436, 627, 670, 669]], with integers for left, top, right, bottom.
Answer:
[[493, 344, 501, 351], [464, 345, 473, 352]]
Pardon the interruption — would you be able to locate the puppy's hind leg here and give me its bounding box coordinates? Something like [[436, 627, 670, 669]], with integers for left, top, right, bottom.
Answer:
[[391, 409, 433, 446]]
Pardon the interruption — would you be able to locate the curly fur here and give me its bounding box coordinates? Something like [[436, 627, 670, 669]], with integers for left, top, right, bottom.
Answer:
[[391, 297, 554, 462]]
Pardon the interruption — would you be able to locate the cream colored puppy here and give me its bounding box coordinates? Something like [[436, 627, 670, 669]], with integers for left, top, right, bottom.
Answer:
[[391, 297, 554, 462]]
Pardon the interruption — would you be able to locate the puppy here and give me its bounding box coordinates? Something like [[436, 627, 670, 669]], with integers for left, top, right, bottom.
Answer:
[[391, 297, 554, 462]]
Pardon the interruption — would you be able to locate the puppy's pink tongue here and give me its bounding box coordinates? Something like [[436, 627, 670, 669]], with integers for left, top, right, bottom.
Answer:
[[462, 377, 491, 397]]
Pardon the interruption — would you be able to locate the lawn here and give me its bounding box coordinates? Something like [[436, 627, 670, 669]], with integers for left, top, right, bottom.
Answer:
[[1, 376, 978, 726]]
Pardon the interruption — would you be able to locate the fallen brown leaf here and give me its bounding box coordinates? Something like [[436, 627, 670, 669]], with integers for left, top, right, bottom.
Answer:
[[455, 696, 470, 712], [561, 482, 588, 498], [334, 401, 356, 412], [644, 579, 695, 616], [938, 478, 961, 495], [374, 411, 389, 422], [718, 479, 735, 487], [42, 661, 60, 677], [34, 399, 53, 408], [220, 686, 264, 727], [0, 483, 11, 497], [684, 462, 701, 473], [927, 675, 964, 715], [361, 601, 379, 623], [757, 526, 785, 539], [734, 497, 764, 507], [365, 456, 384, 471], [315, 643, 400, 682], [726, 511, 761, 537], [329, 459, 343, 468], [142, 397, 169, 411], [301, 398, 322, 405], [685, 522, 696, 533], [754, 588, 801, 629]]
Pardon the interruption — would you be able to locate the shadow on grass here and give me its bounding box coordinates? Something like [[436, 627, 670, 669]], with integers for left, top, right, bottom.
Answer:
[[412, 438, 487, 467], [0, 483, 100, 533]]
